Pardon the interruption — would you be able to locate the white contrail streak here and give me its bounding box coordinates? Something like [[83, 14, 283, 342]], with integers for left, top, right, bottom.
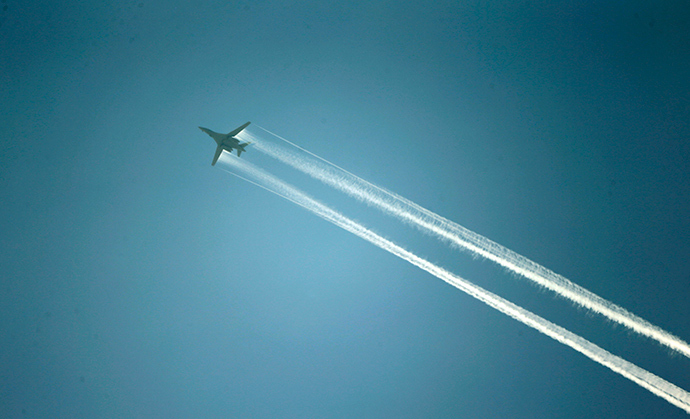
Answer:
[[237, 127, 690, 359], [218, 154, 690, 414]]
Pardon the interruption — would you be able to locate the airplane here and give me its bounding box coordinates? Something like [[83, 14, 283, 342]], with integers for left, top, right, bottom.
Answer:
[[199, 121, 252, 165]]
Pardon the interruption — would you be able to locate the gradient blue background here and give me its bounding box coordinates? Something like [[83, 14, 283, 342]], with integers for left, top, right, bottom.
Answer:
[[2, 1, 689, 417]]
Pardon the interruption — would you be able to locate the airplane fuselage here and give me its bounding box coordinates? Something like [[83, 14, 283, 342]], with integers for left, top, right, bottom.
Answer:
[[219, 139, 248, 155]]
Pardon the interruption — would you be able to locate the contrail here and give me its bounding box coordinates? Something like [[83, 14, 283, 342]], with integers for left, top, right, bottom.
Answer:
[[237, 126, 690, 359], [218, 154, 690, 414]]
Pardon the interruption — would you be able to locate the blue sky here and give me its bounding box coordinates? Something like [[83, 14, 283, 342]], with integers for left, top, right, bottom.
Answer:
[[1, 1, 689, 417]]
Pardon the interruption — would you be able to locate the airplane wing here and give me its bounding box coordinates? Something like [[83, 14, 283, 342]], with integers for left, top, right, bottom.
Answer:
[[227, 121, 251, 137], [212, 144, 224, 166]]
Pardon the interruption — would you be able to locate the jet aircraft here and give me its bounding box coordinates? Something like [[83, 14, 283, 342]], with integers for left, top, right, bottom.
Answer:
[[199, 121, 252, 165]]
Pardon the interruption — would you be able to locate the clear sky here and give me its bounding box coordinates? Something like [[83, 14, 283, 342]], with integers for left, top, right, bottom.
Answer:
[[1, 1, 689, 418]]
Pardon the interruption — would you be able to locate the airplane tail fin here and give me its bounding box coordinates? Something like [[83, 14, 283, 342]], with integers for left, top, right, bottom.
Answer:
[[237, 142, 251, 158]]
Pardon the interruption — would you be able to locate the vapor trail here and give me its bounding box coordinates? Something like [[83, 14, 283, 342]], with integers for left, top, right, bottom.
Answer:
[[218, 154, 690, 414], [237, 127, 690, 359]]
